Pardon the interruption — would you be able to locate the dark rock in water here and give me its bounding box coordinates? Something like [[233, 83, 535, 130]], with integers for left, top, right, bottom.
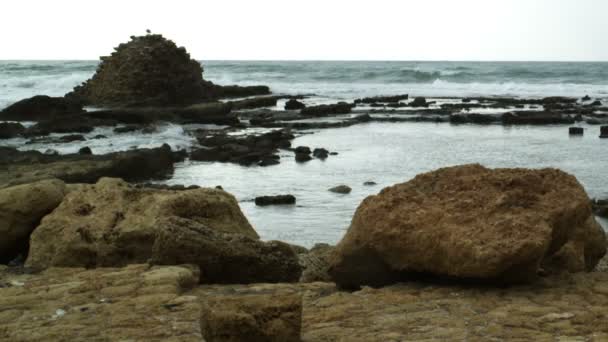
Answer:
[[300, 102, 354, 116], [78, 147, 93, 155], [284, 99, 306, 110], [313, 148, 329, 159], [582, 95, 591, 101], [355, 94, 409, 104], [601, 126, 608, 138], [114, 125, 141, 134], [0, 95, 84, 121], [590, 100, 603, 107], [0, 122, 25, 139], [92, 135, 107, 139], [60, 134, 86, 142], [363, 181, 377, 186], [462, 98, 472, 103], [258, 157, 280, 167], [229, 96, 278, 110], [569, 127, 584, 135], [295, 146, 311, 154], [502, 111, 575, 125], [592, 199, 608, 218], [255, 195, 296, 206], [354, 113, 372, 122], [329, 185, 352, 194], [24, 116, 102, 137], [26, 134, 86, 145], [44, 149, 59, 156], [329, 152, 339, 156], [294, 146, 312, 162], [409, 97, 429, 108], [0, 144, 176, 188], [66, 34, 210, 107], [450, 114, 498, 124]]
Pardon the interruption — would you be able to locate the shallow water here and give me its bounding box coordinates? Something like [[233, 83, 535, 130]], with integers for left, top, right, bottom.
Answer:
[[164, 122, 608, 247]]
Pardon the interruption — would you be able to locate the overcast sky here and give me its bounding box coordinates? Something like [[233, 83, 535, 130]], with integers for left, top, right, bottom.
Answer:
[[2, 0, 607, 61]]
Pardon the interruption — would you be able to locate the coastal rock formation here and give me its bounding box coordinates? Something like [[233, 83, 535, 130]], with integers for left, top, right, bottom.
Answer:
[[355, 94, 409, 104], [299, 243, 335, 282], [0, 95, 84, 121], [255, 195, 296, 206], [66, 34, 208, 107], [285, 98, 306, 110], [329, 164, 607, 288], [0, 122, 25, 139], [25, 178, 301, 283], [300, 102, 353, 116], [0, 144, 177, 188], [0, 179, 66, 263]]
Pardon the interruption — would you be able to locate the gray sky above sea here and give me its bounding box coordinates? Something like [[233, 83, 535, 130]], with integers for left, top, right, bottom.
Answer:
[[2, 0, 608, 61]]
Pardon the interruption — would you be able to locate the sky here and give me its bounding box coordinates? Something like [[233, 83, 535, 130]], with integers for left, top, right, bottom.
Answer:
[[2, 0, 607, 61]]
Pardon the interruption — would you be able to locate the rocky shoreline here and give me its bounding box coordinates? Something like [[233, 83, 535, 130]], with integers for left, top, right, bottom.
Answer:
[[1, 33, 608, 341]]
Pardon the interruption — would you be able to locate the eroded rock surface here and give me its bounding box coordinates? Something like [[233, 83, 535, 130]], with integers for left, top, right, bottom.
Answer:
[[329, 164, 607, 288]]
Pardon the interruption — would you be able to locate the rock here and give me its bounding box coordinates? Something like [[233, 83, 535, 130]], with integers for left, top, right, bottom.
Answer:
[[259, 156, 280, 167], [0, 179, 67, 263], [329, 164, 607, 289], [0, 144, 176, 188], [329, 185, 352, 194], [24, 116, 99, 136], [44, 149, 59, 155], [409, 97, 428, 108], [0, 264, 203, 341], [66, 34, 210, 107], [255, 195, 296, 206], [0, 95, 84, 121], [582, 95, 591, 101], [295, 146, 312, 163], [299, 243, 335, 282], [354, 113, 372, 122], [312, 148, 329, 159], [601, 126, 608, 138], [569, 127, 584, 135], [590, 100, 603, 106], [450, 114, 498, 124], [592, 199, 608, 218], [59, 134, 86, 142], [208, 84, 271, 99], [363, 181, 377, 186], [300, 102, 353, 116], [78, 146, 93, 155], [285, 99, 306, 110], [200, 291, 302, 342], [502, 111, 575, 125], [355, 94, 409, 104], [25, 178, 301, 283], [0, 122, 25, 139], [230, 96, 278, 110]]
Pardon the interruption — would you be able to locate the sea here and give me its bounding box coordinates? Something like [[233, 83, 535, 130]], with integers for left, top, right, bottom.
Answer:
[[1, 60, 607, 246]]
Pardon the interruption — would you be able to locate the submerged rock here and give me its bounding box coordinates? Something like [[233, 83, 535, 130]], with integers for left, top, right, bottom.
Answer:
[[313, 148, 329, 159], [0, 179, 67, 263], [255, 195, 296, 206], [0, 95, 84, 121], [25, 178, 301, 283], [329, 185, 352, 194], [329, 164, 607, 289]]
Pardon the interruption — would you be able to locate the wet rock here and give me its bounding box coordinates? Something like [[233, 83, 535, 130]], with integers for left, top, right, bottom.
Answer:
[[590, 100, 603, 106], [230, 96, 278, 110], [66, 34, 210, 107], [582, 95, 591, 101], [569, 127, 584, 135], [0, 122, 25, 139], [363, 181, 377, 186], [0, 179, 67, 263], [329, 185, 352, 194], [299, 243, 335, 282], [285, 98, 306, 110], [295, 146, 312, 162], [259, 156, 280, 167], [0, 95, 84, 121], [601, 126, 608, 138], [44, 149, 59, 155], [78, 146, 93, 155], [255, 195, 296, 206], [450, 113, 499, 124], [355, 94, 409, 104], [313, 148, 329, 159], [0, 144, 176, 188], [502, 111, 575, 125], [60, 134, 86, 142], [92, 134, 107, 139], [592, 199, 608, 218], [300, 102, 354, 116], [409, 97, 428, 108], [329, 164, 607, 289], [24, 116, 100, 136], [354, 113, 372, 122]]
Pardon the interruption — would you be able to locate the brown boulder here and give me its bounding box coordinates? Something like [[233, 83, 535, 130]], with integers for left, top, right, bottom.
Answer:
[[0, 179, 67, 263], [329, 164, 607, 288], [26, 178, 301, 283]]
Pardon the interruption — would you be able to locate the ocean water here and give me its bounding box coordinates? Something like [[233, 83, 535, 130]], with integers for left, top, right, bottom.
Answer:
[[1, 60, 607, 246], [2, 60, 608, 110]]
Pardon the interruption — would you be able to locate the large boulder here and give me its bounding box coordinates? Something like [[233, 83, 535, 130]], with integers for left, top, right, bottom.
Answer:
[[0, 122, 25, 139], [0, 95, 84, 121], [0, 179, 67, 263], [329, 164, 607, 288], [25, 178, 302, 283], [66, 34, 209, 107]]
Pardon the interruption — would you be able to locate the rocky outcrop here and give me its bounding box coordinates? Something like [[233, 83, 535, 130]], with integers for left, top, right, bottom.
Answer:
[[25, 178, 301, 283], [502, 111, 575, 125], [0, 95, 84, 121], [355, 94, 409, 104], [0, 179, 67, 263], [299, 243, 334, 282], [285, 99, 306, 110], [0, 122, 25, 139], [0, 144, 177, 188], [329, 164, 607, 288], [66, 34, 209, 107], [300, 102, 353, 116], [230, 96, 278, 110], [409, 97, 429, 107], [255, 195, 296, 206]]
